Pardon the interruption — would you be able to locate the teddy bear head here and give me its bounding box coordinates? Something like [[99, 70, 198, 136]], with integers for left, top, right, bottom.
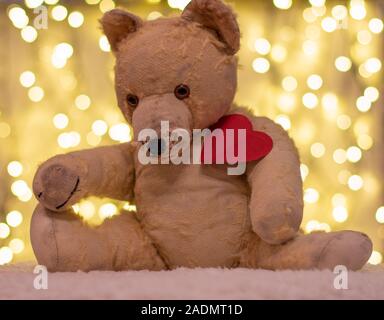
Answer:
[[101, 0, 240, 141]]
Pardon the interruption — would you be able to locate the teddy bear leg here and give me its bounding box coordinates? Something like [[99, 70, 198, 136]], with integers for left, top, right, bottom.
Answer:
[[30, 204, 166, 272], [240, 231, 372, 271]]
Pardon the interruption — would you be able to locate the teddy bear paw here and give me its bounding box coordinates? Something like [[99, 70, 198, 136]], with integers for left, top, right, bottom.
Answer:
[[33, 161, 82, 211]]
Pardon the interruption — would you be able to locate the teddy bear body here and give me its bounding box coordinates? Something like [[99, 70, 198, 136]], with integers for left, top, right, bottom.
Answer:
[[30, 0, 372, 272], [135, 157, 251, 268], [113, 16, 250, 268]]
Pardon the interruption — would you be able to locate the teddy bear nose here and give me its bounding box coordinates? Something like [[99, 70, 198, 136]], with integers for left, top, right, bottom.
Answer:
[[148, 138, 166, 156]]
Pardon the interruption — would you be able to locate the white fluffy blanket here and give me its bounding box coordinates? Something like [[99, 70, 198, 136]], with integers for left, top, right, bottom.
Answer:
[[1, 263, 383, 299]]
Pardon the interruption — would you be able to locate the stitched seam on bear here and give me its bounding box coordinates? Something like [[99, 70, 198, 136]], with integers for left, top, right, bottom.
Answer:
[[237, 194, 252, 265], [316, 234, 339, 267], [152, 242, 169, 270], [49, 213, 60, 270], [138, 219, 169, 269]]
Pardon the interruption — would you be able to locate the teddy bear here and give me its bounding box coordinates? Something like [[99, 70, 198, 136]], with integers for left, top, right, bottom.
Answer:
[[30, 0, 372, 272]]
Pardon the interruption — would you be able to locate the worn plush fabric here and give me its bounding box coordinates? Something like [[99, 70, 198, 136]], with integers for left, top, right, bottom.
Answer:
[[30, 0, 372, 272]]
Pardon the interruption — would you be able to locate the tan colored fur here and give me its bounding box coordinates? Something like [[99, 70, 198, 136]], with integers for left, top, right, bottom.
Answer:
[[30, 0, 372, 272]]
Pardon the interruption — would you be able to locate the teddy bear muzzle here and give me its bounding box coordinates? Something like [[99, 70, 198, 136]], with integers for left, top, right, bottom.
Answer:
[[132, 93, 193, 155]]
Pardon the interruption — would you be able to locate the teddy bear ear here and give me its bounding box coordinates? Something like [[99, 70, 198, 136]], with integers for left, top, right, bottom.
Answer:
[[182, 0, 240, 55], [100, 9, 143, 53]]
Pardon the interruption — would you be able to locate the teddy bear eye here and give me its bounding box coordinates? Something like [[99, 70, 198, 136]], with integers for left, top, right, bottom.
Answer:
[[174, 84, 190, 100], [126, 94, 139, 108]]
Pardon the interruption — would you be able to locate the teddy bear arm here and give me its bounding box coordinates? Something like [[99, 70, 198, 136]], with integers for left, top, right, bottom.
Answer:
[[246, 116, 303, 245], [33, 143, 135, 212]]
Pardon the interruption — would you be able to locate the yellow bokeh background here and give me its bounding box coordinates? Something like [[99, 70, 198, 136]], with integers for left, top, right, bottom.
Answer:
[[0, 0, 383, 266]]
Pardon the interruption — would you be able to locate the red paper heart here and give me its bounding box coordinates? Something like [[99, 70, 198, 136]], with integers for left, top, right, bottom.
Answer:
[[201, 114, 273, 164]]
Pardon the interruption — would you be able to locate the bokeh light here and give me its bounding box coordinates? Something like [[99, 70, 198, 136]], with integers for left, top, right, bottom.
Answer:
[[53, 113, 69, 129], [8, 7, 29, 29], [332, 206, 348, 223], [19, 71, 36, 88], [75, 94, 91, 110], [282, 76, 297, 92], [335, 56, 352, 72], [0, 224, 10, 239], [306, 74, 323, 90], [273, 0, 292, 10], [99, 203, 117, 219], [28, 86, 44, 102], [6, 211, 23, 228], [369, 251, 383, 265], [99, 35, 111, 52], [68, 11, 84, 28], [51, 5, 68, 21], [9, 239, 25, 254], [0, 247, 13, 265], [252, 57, 270, 73], [376, 207, 384, 224], [369, 18, 384, 34], [7, 161, 23, 178], [21, 26, 38, 43], [254, 38, 271, 55]]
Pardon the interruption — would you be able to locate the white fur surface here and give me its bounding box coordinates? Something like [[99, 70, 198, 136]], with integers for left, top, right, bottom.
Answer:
[[0, 263, 383, 300]]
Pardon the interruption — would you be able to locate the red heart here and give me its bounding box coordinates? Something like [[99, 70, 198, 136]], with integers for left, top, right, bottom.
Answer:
[[201, 114, 273, 164]]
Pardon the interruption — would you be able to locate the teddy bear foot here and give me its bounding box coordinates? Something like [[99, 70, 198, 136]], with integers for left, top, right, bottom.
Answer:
[[30, 204, 166, 272], [242, 230, 372, 271], [316, 230, 372, 270], [30, 203, 103, 271]]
